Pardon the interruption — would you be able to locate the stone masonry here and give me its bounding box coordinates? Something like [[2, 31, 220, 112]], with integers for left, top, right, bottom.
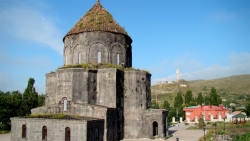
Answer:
[[11, 1, 168, 141]]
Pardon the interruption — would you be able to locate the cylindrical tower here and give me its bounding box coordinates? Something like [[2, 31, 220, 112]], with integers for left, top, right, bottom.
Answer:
[[63, 1, 132, 67]]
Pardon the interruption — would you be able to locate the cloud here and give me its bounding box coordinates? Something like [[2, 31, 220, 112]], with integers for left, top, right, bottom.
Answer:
[[152, 52, 250, 85], [0, 4, 63, 55], [210, 10, 236, 22]]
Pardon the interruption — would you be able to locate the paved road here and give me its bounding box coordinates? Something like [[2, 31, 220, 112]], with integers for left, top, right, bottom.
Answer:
[[166, 123, 204, 141], [0, 133, 10, 141], [123, 123, 205, 141], [0, 123, 204, 141]]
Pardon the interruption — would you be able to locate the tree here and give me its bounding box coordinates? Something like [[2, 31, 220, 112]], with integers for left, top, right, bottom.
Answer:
[[198, 113, 206, 128], [168, 108, 176, 122], [162, 101, 170, 110], [0, 90, 23, 130], [197, 92, 204, 105], [22, 78, 38, 115], [184, 90, 193, 105], [38, 94, 45, 106], [151, 100, 159, 109], [174, 92, 183, 108], [209, 87, 222, 106], [243, 100, 250, 116]]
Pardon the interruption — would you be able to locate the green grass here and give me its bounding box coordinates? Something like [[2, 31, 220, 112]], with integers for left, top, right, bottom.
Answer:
[[0, 130, 10, 134], [188, 121, 250, 141]]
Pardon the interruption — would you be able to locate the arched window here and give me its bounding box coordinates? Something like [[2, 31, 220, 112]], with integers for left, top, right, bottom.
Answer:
[[65, 127, 70, 141], [78, 52, 81, 64], [65, 55, 68, 65], [63, 98, 67, 111], [22, 124, 26, 138], [116, 54, 119, 65], [97, 52, 101, 63], [42, 126, 47, 140]]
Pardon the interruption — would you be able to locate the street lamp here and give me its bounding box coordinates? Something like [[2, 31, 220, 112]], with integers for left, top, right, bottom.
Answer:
[[203, 94, 206, 121], [203, 127, 206, 141], [214, 122, 217, 137], [224, 118, 226, 132]]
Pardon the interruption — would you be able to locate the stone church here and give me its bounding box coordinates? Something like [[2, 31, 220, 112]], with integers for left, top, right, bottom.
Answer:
[[11, 1, 168, 141]]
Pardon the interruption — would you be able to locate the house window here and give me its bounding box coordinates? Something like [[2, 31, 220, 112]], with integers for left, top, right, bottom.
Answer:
[[22, 125, 26, 138], [97, 52, 101, 63], [186, 112, 190, 115], [42, 126, 47, 140], [65, 127, 70, 141], [63, 98, 67, 111], [78, 52, 81, 64], [116, 54, 119, 65]]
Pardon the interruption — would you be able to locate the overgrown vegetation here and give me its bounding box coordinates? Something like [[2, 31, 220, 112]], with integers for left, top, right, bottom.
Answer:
[[58, 63, 151, 74], [27, 113, 92, 120], [76, 4, 128, 34], [233, 132, 250, 141], [196, 121, 250, 141]]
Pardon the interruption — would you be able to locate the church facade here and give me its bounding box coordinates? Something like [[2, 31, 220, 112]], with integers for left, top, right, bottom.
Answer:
[[11, 1, 168, 141]]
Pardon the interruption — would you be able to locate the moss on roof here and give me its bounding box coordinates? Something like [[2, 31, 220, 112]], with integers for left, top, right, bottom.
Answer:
[[26, 113, 101, 121], [64, 1, 129, 41]]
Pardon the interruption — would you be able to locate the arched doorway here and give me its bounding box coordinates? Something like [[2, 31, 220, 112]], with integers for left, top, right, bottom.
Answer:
[[152, 121, 158, 136]]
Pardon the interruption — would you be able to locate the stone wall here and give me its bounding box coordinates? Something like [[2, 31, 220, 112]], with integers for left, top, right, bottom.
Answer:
[[45, 73, 56, 105], [63, 31, 132, 67], [143, 109, 168, 138], [11, 117, 91, 141], [123, 70, 151, 139]]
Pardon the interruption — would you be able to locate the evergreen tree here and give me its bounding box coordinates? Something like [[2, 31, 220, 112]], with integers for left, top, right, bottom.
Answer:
[[174, 92, 183, 108], [209, 87, 222, 106], [168, 108, 176, 122], [184, 90, 193, 105], [205, 94, 210, 105], [243, 100, 250, 116], [197, 92, 204, 105], [162, 101, 170, 110], [22, 78, 38, 115]]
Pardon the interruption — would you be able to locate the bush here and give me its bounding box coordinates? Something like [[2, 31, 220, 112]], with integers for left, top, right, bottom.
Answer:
[[0, 124, 10, 131]]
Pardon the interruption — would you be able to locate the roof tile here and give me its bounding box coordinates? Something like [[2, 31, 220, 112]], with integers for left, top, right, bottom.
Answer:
[[64, 2, 128, 40]]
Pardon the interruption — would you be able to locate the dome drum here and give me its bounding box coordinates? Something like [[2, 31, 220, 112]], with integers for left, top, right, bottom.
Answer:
[[63, 31, 132, 67]]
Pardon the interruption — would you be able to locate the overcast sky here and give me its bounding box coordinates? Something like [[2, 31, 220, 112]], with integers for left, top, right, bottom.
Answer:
[[0, 0, 249, 94]]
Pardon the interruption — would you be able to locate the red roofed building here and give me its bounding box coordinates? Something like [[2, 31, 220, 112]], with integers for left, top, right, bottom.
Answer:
[[183, 104, 229, 122]]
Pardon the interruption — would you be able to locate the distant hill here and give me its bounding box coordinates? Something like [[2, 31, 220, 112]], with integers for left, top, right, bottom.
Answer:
[[151, 74, 250, 107]]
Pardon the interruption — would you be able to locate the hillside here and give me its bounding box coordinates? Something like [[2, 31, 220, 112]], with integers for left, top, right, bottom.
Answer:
[[151, 74, 250, 107]]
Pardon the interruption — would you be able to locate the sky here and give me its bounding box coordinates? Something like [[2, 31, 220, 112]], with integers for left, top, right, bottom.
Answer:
[[0, 0, 249, 94]]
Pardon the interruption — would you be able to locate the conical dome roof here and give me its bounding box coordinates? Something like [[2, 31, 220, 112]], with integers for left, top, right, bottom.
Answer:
[[63, 1, 130, 41]]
